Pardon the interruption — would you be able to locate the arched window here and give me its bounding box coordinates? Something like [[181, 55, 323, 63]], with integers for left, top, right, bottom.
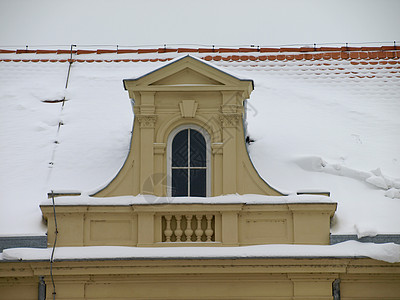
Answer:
[[167, 125, 210, 197]]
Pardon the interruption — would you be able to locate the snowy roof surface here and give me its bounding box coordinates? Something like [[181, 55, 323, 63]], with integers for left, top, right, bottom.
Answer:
[[0, 46, 399, 238]]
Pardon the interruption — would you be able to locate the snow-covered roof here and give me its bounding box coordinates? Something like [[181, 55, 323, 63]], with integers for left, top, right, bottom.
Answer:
[[0, 46, 399, 239]]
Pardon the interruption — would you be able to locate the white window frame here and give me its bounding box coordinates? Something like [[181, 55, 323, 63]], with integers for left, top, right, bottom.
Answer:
[[167, 124, 211, 197]]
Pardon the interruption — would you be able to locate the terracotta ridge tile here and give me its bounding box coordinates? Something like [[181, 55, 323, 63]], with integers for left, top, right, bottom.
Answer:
[[36, 50, 57, 54], [198, 48, 216, 53], [279, 47, 301, 52], [77, 50, 97, 55], [116, 49, 138, 54], [97, 49, 117, 54], [16, 49, 36, 54], [177, 48, 199, 53], [57, 50, 77, 54], [381, 46, 396, 51], [259, 48, 280, 53], [137, 49, 157, 54], [157, 48, 177, 53], [318, 47, 340, 52], [299, 47, 316, 52], [340, 46, 362, 52], [361, 46, 382, 51], [238, 48, 259, 52], [218, 48, 239, 53], [0, 49, 15, 53]]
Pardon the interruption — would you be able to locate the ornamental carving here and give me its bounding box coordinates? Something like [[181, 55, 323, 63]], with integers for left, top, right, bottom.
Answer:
[[137, 115, 157, 128], [219, 113, 241, 128]]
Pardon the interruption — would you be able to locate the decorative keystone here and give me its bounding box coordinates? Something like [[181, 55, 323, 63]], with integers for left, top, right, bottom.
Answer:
[[179, 100, 198, 118]]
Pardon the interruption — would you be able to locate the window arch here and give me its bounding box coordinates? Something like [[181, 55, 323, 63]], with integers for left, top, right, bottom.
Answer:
[[167, 125, 211, 197]]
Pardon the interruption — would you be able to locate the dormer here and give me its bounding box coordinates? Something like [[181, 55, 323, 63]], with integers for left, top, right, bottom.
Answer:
[[41, 56, 336, 248], [94, 55, 282, 197]]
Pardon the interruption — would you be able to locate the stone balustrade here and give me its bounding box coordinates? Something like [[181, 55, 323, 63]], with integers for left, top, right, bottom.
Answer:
[[41, 201, 336, 247], [162, 214, 215, 243]]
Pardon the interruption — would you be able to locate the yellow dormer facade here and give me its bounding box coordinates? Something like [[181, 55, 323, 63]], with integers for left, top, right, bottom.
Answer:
[[94, 55, 282, 198]]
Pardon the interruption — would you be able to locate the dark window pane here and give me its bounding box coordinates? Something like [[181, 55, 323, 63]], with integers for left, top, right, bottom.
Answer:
[[172, 169, 188, 197], [172, 130, 188, 167], [190, 169, 206, 197], [190, 130, 206, 167]]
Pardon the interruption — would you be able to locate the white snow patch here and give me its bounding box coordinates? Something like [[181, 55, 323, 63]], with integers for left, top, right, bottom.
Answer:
[[354, 223, 378, 239], [2, 241, 400, 263], [40, 194, 334, 206]]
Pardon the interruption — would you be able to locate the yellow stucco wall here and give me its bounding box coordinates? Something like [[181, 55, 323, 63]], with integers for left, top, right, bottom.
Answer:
[[1, 258, 400, 299]]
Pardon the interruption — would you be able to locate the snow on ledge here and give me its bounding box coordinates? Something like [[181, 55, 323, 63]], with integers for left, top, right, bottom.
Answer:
[[40, 194, 335, 206], [1, 241, 399, 263]]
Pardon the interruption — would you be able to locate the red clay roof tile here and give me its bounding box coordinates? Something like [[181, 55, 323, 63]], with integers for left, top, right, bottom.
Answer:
[[137, 49, 157, 54], [277, 55, 285, 61], [386, 51, 395, 58], [304, 54, 313, 60], [377, 52, 386, 59], [350, 52, 359, 59], [322, 53, 332, 59], [341, 52, 349, 59]]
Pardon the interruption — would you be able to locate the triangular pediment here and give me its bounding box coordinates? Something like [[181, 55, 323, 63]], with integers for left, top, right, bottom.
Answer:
[[150, 67, 224, 86], [123, 56, 254, 96]]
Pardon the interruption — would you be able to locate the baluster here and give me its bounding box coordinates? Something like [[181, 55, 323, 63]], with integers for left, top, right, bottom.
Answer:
[[185, 214, 193, 242], [164, 215, 173, 242], [175, 215, 183, 242], [205, 214, 214, 242], [195, 214, 203, 242]]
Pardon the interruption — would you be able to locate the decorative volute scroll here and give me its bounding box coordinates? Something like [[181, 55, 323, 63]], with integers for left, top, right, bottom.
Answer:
[[93, 55, 283, 197]]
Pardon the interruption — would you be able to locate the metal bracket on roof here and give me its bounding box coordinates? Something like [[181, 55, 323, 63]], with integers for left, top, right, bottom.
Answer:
[[65, 44, 76, 89]]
